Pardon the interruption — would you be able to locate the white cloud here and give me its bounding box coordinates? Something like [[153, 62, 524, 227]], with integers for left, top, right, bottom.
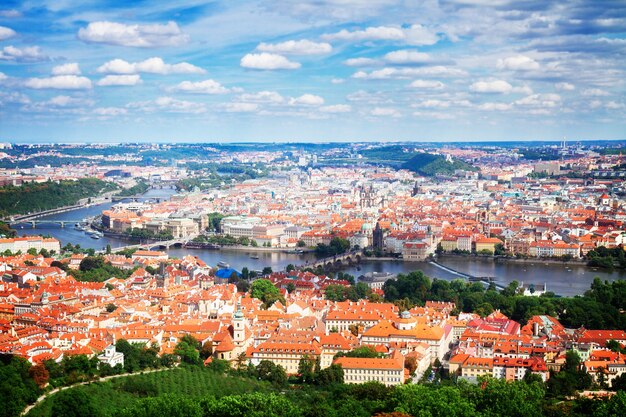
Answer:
[[384, 50, 431, 65], [582, 88, 610, 97], [25, 75, 92, 90], [344, 57, 379, 67], [605, 101, 625, 110], [0, 45, 48, 62], [47, 95, 90, 107], [171, 79, 230, 94], [413, 99, 450, 108], [412, 111, 455, 120], [331, 78, 345, 84], [470, 80, 513, 93], [97, 74, 142, 86], [555, 82, 575, 91], [0, 10, 20, 18], [256, 39, 331, 55], [323, 24, 438, 46], [320, 104, 351, 113], [496, 55, 540, 71], [0, 72, 6, 81], [512, 85, 533, 95], [240, 53, 301, 70], [223, 102, 259, 113], [94, 107, 127, 116], [78, 21, 188, 48], [52, 63, 81, 76], [238, 91, 285, 103], [478, 102, 513, 111], [0, 26, 16, 41], [370, 107, 401, 117], [409, 79, 444, 89], [289, 94, 324, 106], [353, 66, 466, 80], [0, 91, 30, 106], [514, 93, 561, 108], [128, 96, 206, 114], [97, 57, 205, 75], [97, 58, 135, 74]]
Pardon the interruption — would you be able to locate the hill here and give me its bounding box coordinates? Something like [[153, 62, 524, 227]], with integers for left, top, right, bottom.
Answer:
[[0, 178, 118, 218], [401, 153, 477, 176]]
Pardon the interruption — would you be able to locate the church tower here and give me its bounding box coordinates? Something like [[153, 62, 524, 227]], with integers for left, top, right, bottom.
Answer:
[[233, 300, 245, 346], [373, 221, 385, 250]]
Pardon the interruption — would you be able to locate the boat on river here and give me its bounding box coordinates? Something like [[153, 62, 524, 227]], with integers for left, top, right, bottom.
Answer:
[[217, 261, 230, 268]]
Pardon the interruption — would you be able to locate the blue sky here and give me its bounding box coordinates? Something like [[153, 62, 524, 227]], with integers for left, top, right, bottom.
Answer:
[[0, 0, 625, 142]]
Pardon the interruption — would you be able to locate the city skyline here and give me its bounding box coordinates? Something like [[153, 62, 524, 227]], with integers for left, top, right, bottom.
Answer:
[[0, 1, 625, 142]]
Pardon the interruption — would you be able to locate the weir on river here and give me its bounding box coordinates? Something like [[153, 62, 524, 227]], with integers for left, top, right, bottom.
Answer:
[[429, 260, 505, 290]]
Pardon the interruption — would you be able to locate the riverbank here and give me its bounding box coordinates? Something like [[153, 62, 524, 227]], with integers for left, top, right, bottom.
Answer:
[[183, 244, 314, 254], [437, 253, 590, 267]]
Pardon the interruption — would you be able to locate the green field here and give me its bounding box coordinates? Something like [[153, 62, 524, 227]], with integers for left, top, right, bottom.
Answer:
[[26, 367, 272, 417]]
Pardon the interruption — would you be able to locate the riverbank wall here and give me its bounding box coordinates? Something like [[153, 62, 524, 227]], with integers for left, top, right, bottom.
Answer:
[[437, 253, 590, 266]]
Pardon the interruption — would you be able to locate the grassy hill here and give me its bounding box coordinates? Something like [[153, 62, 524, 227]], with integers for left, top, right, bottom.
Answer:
[[401, 153, 477, 177], [25, 367, 272, 417]]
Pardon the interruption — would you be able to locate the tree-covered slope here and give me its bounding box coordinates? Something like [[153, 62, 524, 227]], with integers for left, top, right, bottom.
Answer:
[[0, 178, 118, 217], [401, 153, 477, 176]]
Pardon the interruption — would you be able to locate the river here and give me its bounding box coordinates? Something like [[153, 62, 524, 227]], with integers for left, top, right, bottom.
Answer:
[[15, 189, 625, 296]]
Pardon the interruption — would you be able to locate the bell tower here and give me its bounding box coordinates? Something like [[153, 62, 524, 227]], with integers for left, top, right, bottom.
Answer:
[[233, 300, 245, 345]]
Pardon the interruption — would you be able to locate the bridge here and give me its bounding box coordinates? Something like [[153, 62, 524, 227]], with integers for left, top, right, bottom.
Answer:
[[7, 205, 87, 224], [110, 196, 165, 203], [296, 249, 364, 271], [99, 237, 194, 254], [429, 260, 504, 290], [9, 219, 86, 228]]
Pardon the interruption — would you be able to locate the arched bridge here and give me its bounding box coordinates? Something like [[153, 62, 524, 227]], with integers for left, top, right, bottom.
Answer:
[[296, 249, 364, 271], [98, 237, 192, 254]]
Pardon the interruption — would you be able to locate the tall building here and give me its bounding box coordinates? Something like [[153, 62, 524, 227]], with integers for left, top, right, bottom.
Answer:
[[373, 221, 385, 250]]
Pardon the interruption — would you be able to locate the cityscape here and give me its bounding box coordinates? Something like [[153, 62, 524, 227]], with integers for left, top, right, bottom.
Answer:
[[1, 2, 626, 417]]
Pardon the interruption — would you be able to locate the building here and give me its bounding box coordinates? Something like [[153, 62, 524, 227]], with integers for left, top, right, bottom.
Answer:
[[0, 236, 61, 254], [475, 237, 503, 253], [131, 250, 168, 262], [334, 350, 405, 386], [98, 345, 124, 367], [402, 241, 429, 261]]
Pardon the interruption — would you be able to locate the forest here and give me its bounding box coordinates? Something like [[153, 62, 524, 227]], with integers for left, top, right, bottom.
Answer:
[[383, 271, 626, 330], [0, 178, 118, 217], [401, 153, 477, 177]]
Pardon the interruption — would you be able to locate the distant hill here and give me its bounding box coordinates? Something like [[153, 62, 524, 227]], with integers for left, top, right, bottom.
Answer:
[[401, 153, 477, 176]]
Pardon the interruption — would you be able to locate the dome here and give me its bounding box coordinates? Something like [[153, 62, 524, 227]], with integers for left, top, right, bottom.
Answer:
[[361, 223, 373, 231]]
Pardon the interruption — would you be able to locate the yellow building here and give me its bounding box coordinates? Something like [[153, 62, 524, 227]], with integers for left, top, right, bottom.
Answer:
[[475, 237, 503, 253], [334, 350, 405, 386]]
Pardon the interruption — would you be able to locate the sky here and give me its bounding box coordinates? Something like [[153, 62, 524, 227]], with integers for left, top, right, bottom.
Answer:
[[0, 0, 625, 143]]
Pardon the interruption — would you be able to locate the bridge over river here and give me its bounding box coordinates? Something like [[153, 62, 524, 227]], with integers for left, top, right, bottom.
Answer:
[[99, 236, 195, 254], [296, 250, 365, 270]]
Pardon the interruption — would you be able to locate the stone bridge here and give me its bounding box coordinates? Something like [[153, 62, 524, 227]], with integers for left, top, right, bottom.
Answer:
[[99, 237, 192, 254], [296, 249, 364, 271]]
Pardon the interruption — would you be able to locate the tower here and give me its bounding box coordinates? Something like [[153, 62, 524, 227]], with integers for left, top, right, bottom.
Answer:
[[373, 221, 385, 250], [233, 300, 245, 345]]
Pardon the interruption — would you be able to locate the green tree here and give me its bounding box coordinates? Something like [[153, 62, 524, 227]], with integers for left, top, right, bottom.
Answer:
[[298, 355, 315, 383], [79, 256, 104, 272], [250, 279, 284, 308], [392, 384, 477, 417], [51, 388, 101, 417]]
